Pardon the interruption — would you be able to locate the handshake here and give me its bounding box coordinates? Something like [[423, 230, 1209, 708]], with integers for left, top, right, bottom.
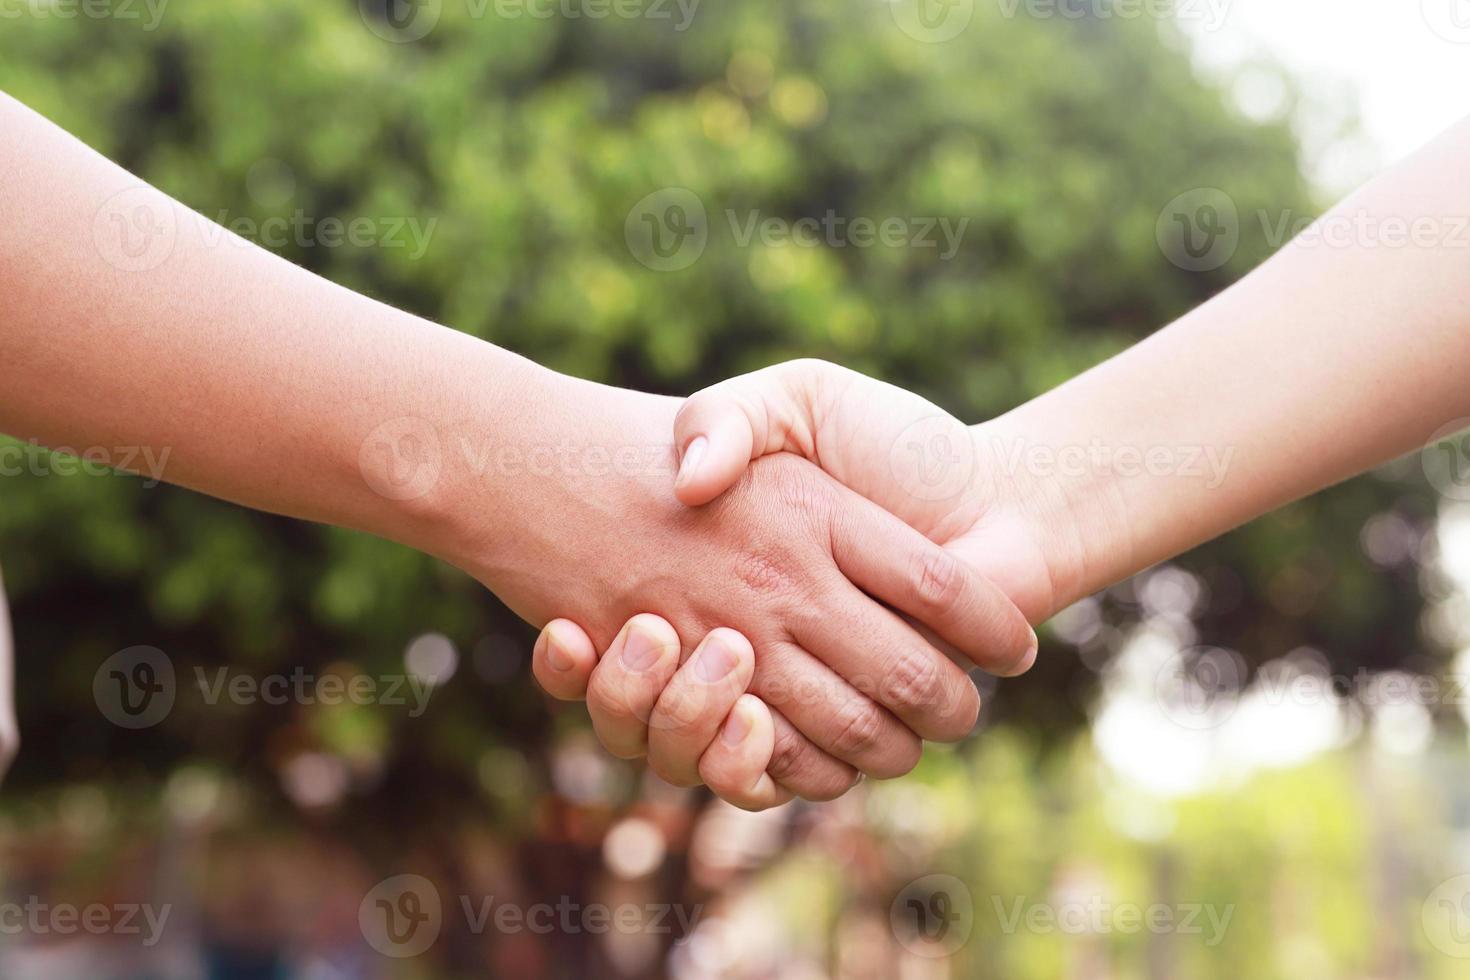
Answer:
[[9, 93, 1466, 815], [517, 358, 1063, 812]]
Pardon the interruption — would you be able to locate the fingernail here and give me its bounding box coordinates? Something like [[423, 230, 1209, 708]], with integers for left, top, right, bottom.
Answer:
[[545, 627, 574, 672], [720, 703, 752, 747], [675, 436, 707, 489], [1010, 630, 1039, 676], [621, 625, 664, 672], [694, 634, 738, 683]]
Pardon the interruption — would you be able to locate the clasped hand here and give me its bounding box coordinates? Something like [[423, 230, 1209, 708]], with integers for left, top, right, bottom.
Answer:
[[517, 361, 1058, 811]]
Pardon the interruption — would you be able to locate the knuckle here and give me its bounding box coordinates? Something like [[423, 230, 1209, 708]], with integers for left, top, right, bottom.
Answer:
[[882, 650, 945, 715], [734, 547, 802, 599], [651, 684, 711, 736], [829, 698, 888, 759], [589, 677, 650, 729], [756, 453, 834, 524], [910, 548, 965, 617], [765, 722, 809, 786]]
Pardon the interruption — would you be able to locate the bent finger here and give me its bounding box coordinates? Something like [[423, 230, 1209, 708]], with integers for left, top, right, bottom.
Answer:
[[586, 614, 683, 759], [531, 619, 600, 702], [647, 629, 755, 787], [699, 695, 793, 811]]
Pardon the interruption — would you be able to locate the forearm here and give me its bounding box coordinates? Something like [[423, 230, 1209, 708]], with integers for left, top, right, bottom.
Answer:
[[984, 115, 1470, 611], [0, 92, 586, 565]]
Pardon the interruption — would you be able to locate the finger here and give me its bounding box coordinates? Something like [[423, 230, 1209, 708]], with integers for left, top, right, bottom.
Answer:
[[672, 390, 758, 507], [586, 614, 683, 759], [531, 619, 599, 701], [829, 492, 1038, 676], [647, 629, 756, 787], [698, 695, 794, 811], [765, 708, 861, 802], [673, 365, 820, 508], [793, 580, 981, 743], [752, 640, 923, 780]]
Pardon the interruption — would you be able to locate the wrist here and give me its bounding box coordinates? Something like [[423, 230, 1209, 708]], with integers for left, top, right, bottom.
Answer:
[[968, 412, 1134, 620], [410, 367, 681, 590]]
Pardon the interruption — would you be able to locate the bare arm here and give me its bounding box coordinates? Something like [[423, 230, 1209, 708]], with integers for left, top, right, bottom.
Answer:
[[987, 115, 1470, 610], [0, 93, 1037, 799]]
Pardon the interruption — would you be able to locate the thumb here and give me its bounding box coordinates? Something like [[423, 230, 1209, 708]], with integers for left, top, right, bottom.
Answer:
[[674, 361, 827, 507], [672, 386, 760, 506]]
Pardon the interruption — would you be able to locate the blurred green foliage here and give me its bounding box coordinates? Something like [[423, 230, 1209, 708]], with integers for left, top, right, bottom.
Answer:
[[0, 11, 1457, 976]]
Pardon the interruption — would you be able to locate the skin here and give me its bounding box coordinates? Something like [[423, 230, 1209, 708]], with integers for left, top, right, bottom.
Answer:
[[0, 563, 15, 781], [538, 113, 1470, 809], [0, 92, 1038, 798]]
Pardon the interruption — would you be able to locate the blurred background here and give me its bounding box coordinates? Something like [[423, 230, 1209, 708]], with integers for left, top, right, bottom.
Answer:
[[2, 1, 1470, 977]]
